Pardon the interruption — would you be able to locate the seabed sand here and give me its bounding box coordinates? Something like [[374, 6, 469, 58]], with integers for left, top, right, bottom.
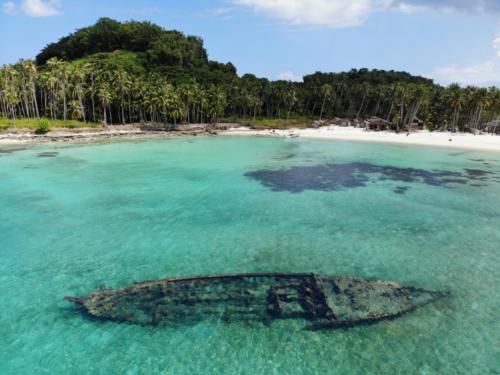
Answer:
[[222, 126, 500, 153]]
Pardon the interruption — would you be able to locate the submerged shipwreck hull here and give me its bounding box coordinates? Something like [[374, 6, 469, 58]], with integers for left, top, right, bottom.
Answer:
[[65, 273, 448, 330]]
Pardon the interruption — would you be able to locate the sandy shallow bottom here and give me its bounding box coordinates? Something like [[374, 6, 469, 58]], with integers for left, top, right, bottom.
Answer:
[[1, 137, 499, 374], [223, 126, 500, 152]]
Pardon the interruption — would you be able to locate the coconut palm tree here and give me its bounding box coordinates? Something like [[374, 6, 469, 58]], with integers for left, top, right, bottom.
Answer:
[[405, 84, 429, 132], [447, 83, 463, 132], [354, 82, 370, 119], [468, 87, 489, 130], [319, 84, 332, 121], [97, 83, 112, 126]]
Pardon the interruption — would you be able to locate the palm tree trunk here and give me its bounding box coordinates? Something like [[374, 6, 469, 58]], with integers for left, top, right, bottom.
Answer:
[[102, 105, 107, 126], [386, 101, 394, 121], [320, 94, 327, 120], [356, 95, 366, 119]]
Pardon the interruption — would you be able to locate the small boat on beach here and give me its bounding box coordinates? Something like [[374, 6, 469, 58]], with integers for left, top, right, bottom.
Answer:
[[65, 273, 447, 330], [286, 133, 300, 138]]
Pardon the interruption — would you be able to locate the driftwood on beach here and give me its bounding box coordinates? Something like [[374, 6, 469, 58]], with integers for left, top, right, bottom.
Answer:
[[65, 273, 448, 330]]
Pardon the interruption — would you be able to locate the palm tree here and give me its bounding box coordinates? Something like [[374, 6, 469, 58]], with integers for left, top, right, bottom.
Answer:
[[2, 66, 21, 127], [179, 83, 195, 123], [405, 84, 428, 132], [319, 84, 332, 121], [69, 99, 84, 120], [383, 84, 397, 121], [356, 82, 371, 119], [45, 58, 70, 121], [285, 84, 298, 125], [98, 84, 112, 126], [156, 82, 176, 126], [18, 60, 39, 119], [393, 83, 411, 132], [468, 88, 489, 130], [83, 62, 97, 123], [115, 70, 132, 124], [69, 65, 87, 122], [206, 85, 227, 123], [447, 83, 463, 132]]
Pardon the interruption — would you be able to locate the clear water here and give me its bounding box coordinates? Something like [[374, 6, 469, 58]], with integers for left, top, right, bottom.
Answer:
[[0, 137, 499, 375]]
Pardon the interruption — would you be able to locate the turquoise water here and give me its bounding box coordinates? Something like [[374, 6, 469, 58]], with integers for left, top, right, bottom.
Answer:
[[0, 137, 499, 374]]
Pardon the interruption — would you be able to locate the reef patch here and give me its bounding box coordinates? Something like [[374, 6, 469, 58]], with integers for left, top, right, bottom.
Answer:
[[245, 162, 499, 194], [37, 152, 59, 158]]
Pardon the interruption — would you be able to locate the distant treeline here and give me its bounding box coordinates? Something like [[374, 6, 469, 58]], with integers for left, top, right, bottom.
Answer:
[[1, 18, 499, 131]]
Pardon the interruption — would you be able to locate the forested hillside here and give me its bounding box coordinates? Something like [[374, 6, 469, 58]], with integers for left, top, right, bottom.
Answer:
[[1, 18, 499, 131]]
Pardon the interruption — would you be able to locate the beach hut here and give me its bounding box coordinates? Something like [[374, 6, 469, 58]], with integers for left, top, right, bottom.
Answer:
[[483, 120, 500, 135], [409, 117, 424, 131], [367, 117, 393, 131]]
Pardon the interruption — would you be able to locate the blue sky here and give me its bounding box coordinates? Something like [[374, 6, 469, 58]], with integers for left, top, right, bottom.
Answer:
[[1, 0, 499, 85]]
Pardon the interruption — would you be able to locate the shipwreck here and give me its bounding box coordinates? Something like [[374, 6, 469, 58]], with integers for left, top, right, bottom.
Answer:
[[65, 273, 448, 330]]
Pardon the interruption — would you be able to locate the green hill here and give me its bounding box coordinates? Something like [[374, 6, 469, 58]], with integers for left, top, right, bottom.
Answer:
[[37, 18, 238, 85]]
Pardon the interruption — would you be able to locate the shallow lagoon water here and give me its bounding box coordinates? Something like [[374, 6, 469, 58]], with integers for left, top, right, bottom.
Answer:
[[0, 137, 499, 374]]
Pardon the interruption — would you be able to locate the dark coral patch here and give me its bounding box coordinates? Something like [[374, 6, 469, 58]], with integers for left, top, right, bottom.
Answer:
[[464, 169, 493, 178], [0, 147, 28, 154], [245, 162, 499, 194], [37, 152, 59, 158], [393, 186, 410, 194]]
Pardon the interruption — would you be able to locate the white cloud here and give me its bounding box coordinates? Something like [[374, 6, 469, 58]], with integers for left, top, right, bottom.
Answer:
[[434, 35, 500, 85], [231, 0, 500, 29], [203, 6, 237, 20], [232, 0, 382, 29], [21, 0, 61, 17], [3, 0, 61, 17], [130, 7, 161, 16], [278, 70, 303, 82], [396, 2, 429, 13], [434, 60, 500, 85], [207, 7, 236, 16], [494, 36, 500, 50], [2, 1, 17, 14]]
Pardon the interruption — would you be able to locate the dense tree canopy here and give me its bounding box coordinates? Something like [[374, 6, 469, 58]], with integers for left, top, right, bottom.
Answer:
[[37, 18, 208, 66], [1, 18, 499, 131]]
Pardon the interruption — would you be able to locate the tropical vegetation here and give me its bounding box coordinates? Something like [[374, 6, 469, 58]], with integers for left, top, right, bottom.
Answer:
[[1, 18, 499, 132]]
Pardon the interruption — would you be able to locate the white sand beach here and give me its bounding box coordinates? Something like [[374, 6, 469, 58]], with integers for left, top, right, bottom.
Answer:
[[223, 126, 500, 153], [1, 125, 500, 152]]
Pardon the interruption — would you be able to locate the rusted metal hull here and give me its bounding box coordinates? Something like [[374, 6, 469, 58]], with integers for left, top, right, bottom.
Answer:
[[65, 273, 448, 330]]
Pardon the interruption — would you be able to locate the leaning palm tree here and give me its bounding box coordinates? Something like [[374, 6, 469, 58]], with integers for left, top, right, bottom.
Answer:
[[356, 82, 371, 119], [468, 88, 489, 130], [319, 84, 332, 121], [405, 84, 429, 132]]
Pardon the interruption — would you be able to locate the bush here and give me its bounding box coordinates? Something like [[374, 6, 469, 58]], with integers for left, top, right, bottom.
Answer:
[[35, 119, 51, 134]]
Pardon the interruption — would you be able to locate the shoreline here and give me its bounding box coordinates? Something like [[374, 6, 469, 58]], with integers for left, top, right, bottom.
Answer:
[[221, 126, 500, 153], [0, 127, 217, 145], [1, 125, 500, 153]]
